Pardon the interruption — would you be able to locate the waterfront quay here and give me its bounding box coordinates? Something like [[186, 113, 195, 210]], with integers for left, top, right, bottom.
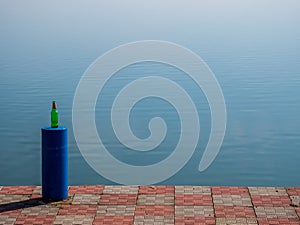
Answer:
[[0, 185, 299, 224]]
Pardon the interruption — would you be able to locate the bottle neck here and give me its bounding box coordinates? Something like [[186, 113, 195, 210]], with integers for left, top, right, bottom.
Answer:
[[52, 101, 57, 109]]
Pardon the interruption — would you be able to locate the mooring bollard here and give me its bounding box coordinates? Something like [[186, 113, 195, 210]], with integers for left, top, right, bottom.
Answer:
[[41, 101, 68, 201]]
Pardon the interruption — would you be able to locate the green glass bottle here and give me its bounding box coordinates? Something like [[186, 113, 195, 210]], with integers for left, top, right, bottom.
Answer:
[[51, 101, 58, 128]]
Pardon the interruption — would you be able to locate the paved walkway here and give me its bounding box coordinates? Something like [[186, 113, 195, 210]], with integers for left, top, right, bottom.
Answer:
[[0, 186, 299, 224]]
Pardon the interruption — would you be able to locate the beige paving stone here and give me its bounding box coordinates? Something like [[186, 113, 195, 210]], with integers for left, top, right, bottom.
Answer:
[[134, 216, 174, 225], [0, 216, 17, 225], [32, 186, 42, 195], [213, 195, 252, 206], [137, 194, 174, 205], [175, 206, 214, 217], [97, 205, 135, 216], [254, 206, 298, 218], [0, 194, 30, 204], [72, 194, 100, 205], [103, 186, 139, 194], [175, 186, 211, 195], [248, 187, 287, 196], [290, 196, 300, 207], [216, 217, 258, 225], [53, 215, 94, 225], [21, 204, 59, 215]]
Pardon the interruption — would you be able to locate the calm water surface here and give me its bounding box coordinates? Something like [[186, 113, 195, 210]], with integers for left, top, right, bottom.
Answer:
[[0, 0, 300, 186]]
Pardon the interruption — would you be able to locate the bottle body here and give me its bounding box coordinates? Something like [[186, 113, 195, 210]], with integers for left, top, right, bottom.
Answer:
[[51, 101, 58, 128]]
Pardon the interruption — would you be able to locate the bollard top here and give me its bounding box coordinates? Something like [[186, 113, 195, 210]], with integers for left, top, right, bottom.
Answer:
[[42, 126, 67, 131]]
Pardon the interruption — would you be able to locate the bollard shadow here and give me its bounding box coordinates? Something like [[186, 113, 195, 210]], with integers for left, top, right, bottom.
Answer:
[[0, 198, 55, 213]]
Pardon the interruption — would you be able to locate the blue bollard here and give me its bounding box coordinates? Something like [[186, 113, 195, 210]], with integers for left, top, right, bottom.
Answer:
[[41, 126, 68, 201]]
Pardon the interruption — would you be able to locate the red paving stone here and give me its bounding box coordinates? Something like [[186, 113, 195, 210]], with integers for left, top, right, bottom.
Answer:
[[212, 186, 249, 195], [93, 216, 134, 225], [58, 204, 97, 215], [99, 194, 137, 205], [14, 215, 55, 225], [135, 205, 174, 216], [68, 185, 104, 194], [175, 194, 213, 206], [175, 216, 215, 225], [214, 205, 256, 218], [286, 188, 300, 196], [251, 195, 292, 206], [257, 218, 300, 225], [139, 186, 174, 194], [0, 186, 35, 195], [296, 208, 300, 217]]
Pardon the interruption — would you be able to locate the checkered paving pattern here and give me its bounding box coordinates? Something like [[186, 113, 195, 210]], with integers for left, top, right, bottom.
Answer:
[[0, 186, 299, 224]]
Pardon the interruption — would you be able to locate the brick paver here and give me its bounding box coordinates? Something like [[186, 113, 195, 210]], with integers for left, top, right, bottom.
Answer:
[[175, 186, 211, 195], [137, 194, 174, 205], [248, 187, 288, 196], [0, 187, 35, 195], [175, 216, 215, 225], [93, 216, 134, 225], [175, 194, 213, 206], [175, 206, 214, 217], [97, 205, 135, 216], [99, 194, 137, 205], [296, 208, 300, 217], [251, 195, 291, 206], [21, 204, 59, 215], [58, 204, 97, 215], [212, 186, 249, 195], [257, 218, 300, 225], [14, 215, 55, 225], [286, 188, 300, 196], [215, 217, 258, 225], [103, 186, 138, 194], [214, 205, 256, 218], [0, 216, 17, 225], [213, 195, 252, 206], [72, 194, 100, 205], [290, 196, 300, 207], [0, 195, 30, 205], [254, 206, 298, 218], [1, 185, 300, 224], [135, 205, 174, 216], [69, 185, 104, 194], [134, 216, 174, 225], [53, 215, 94, 225], [139, 186, 174, 194]]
